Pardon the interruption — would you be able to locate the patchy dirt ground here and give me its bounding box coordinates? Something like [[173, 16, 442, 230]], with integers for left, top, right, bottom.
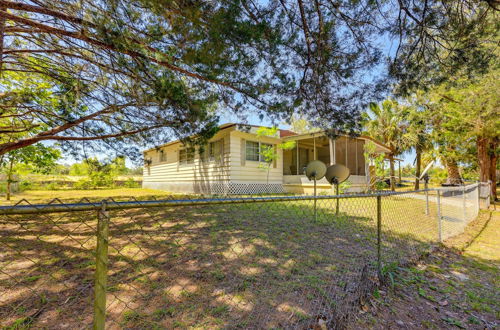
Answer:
[[353, 208, 500, 329], [1, 194, 437, 329]]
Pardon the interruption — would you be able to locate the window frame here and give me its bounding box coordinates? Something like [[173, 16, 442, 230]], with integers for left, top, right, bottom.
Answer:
[[245, 140, 275, 163], [245, 140, 260, 162], [208, 139, 223, 162], [159, 149, 167, 163], [179, 147, 195, 165]]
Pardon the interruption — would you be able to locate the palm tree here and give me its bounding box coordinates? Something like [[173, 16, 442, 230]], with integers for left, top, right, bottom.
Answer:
[[404, 99, 433, 190], [364, 99, 414, 191]]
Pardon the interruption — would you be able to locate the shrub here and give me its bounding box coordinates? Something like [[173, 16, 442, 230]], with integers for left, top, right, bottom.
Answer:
[[124, 178, 140, 188], [339, 180, 352, 194], [19, 181, 33, 191], [89, 171, 114, 188], [45, 182, 59, 191], [374, 180, 388, 190], [74, 179, 93, 190]]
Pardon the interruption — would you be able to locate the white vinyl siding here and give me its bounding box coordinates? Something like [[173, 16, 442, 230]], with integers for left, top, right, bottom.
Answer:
[[143, 130, 231, 185], [230, 131, 283, 184]]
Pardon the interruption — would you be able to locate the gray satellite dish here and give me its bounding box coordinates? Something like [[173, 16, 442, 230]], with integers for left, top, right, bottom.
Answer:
[[305, 160, 327, 221], [325, 164, 350, 185], [325, 164, 350, 215], [305, 160, 327, 180]]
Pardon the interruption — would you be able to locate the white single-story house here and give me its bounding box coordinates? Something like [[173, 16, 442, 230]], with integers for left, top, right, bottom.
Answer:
[[142, 123, 390, 194]]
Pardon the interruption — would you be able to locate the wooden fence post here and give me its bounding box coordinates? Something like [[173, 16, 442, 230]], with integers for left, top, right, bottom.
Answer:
[[436, 190, 442, 242], [93, 201, 109, 329]]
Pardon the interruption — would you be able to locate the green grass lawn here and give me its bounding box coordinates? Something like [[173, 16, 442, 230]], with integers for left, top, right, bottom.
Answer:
[[0, 192, 440, 328]]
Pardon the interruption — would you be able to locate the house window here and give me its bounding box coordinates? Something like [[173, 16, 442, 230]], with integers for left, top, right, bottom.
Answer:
[[245, 141, 274, 162], [209, 140, 222, 162], [159, 149, 167, 162], [179, 148, 194, 164], [245, 141, 260, 161]]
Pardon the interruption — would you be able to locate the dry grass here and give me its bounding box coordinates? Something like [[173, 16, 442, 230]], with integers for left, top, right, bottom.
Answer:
[[0, 188, 172, 206], [354, 209, 500, 329], [0, 193, 446, 328]]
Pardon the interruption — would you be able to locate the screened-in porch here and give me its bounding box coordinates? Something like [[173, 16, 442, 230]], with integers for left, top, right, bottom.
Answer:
[[282, 134, 367, 176]]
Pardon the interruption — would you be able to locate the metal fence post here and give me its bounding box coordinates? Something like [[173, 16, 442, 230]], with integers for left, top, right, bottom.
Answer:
[[436, 190, 442, 242], [93, 201, 109, 329], [477, 182, 481, 210], [425, 189, 429, 216], [376, 194, 382, 278], [462, 185, 467, 222], [488, 180, 492, 208]]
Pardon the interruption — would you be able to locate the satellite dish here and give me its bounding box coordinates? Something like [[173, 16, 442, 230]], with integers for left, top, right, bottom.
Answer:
[[325, 164, 350, 185], [325, 164, 350, 215], [305, 160, 327, 181]]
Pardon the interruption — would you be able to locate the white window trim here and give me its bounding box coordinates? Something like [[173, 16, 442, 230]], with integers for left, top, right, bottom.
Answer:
[[208, 140, 223, 162], [245, 140, 275, 163], [158, 149, 167, 163], [179, 147, 195, 165]]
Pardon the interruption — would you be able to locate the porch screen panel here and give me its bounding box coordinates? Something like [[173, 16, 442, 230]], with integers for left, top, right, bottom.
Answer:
[[357, 140, 366, 175], [282, 149, 293, 175], [346, 138, 357, 175], [298, 147, 309, 174], [335, 137, 347, 166]]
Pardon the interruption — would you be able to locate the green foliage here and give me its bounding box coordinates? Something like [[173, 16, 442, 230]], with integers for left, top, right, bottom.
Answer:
[[1, 144, 61, 175], [363, 99, 415, 156], [364, 141, 388, 190], [0, 144, 60, 198], [74, 180, 93, 190], [256, 127, 296, 184], [124, 178, 140, 188], [84, 158, 116, 188], [374, 181, 388, 191], [287, 114, 321, 134], [338, 181, 351, 194]]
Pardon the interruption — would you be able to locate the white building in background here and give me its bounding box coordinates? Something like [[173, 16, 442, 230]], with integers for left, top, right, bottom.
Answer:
[[142, 123, 390, 194]]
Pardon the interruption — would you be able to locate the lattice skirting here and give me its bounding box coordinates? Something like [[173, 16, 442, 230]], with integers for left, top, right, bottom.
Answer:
[[143, 181, 285, 195], [195, 182, 285, 195]]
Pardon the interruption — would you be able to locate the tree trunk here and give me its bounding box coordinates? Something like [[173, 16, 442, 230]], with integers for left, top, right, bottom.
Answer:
[[444, 158, 462, 185], [477, 137, 490, 182], [389, 154, 395, 191], [489, 139, 498, 201], [6, 159, 13, 201], [414, 146, 421, 190]]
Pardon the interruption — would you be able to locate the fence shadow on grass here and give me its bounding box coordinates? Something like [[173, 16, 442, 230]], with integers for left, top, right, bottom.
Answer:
[[0, 192, 446, 329]]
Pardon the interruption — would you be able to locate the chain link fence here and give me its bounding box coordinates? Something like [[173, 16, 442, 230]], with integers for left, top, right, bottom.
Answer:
[[0, 183, 485, 329]]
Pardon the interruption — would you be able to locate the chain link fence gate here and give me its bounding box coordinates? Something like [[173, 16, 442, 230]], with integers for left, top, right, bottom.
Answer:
[[0, 183, 483, 329]]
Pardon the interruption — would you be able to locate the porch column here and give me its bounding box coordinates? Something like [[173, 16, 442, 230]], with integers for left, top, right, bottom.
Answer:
[[296, 140, 299, 175], [345, 138, 348, 165], [329, 138, 335, 165], [313, 135, 316, 160]]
